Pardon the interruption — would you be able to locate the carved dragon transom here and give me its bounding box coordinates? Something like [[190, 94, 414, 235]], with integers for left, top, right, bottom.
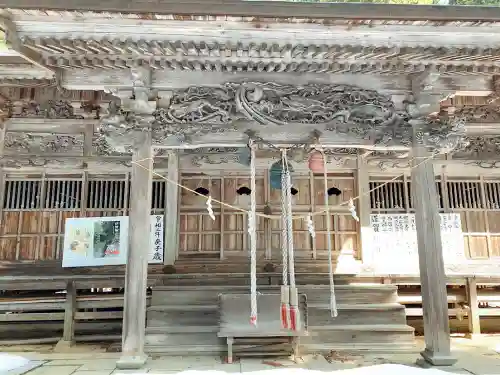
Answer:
[[98, 81, 466, 154]]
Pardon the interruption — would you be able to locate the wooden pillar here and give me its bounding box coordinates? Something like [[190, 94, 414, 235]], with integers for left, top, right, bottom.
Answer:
[[356, 156, 373, 266], [0, 117, 7, 228], [411, 121, 456, 366], [55, 281, 77, 351], [164, 150, 179, 266], [466, 277, 481, 337], [117, 132, 153, 369]]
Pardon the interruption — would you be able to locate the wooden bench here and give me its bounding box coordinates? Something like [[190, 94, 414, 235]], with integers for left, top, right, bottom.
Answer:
[[218, 293, 308, 363]]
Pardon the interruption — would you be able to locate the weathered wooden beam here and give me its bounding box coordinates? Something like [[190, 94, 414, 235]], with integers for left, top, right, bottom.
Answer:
[[61, 70, 494, 95], [1, 1, 500, 22], [6, 118, 94, 133]]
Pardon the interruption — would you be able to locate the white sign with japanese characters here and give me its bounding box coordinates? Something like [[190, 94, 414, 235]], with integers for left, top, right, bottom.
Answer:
[[369, 213, 465, 273], [149, 215, 164, 264]]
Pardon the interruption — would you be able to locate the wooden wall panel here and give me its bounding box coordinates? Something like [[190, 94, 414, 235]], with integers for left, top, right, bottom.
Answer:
[[18, 237, 37, 260], [0, 174, 135, 262], [0, 238, 16, 260], [2, 212, 20, 235], [178, 171, 359, 262], [180, 176, 222, 207]]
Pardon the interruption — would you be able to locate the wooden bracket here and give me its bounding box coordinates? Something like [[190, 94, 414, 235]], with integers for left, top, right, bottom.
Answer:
[[0, 13, 56, 76]]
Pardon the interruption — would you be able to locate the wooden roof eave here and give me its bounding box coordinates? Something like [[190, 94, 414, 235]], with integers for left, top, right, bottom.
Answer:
[[1, 2, 500, 23]]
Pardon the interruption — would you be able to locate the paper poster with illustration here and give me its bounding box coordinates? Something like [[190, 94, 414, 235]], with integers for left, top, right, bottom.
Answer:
[[62, 215, 164, 267]]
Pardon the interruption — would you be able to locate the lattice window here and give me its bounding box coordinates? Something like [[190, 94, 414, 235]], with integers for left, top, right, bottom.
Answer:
[[3, 180, 42, 210], [370, 178, 444, 212], [369, 180, 407, 211], [45, 180, 82, 209], [446, 181, 482, 210], [151, 180, 166, 211], [369, 176, 500, 260], [87, 179, 128, 210]]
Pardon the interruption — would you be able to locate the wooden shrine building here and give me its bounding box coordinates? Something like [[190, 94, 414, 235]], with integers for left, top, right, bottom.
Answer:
[[1, 2, 500, 369]]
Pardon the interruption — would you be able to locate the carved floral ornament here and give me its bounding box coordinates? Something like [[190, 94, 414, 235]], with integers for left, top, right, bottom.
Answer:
[[9, 100, 85, 119], [98, 82, 466, 155], [4, 133, 84, 153]]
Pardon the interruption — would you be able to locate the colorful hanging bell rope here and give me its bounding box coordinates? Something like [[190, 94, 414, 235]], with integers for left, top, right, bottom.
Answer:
[[285, 166, 299, 332], [279, 151, 290, 329]]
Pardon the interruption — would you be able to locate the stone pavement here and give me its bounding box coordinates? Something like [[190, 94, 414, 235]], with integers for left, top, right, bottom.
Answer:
[[3, 336, 500, 375]]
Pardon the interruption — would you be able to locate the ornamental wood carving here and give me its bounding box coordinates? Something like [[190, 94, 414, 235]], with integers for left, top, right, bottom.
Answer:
[[452, 106, 500, 123], [4, 133, 84, 154], [11, 100, 85, 119], [99, 100, 154, 154], [453, 136, 500, 165], [98, 81, 466, 154]]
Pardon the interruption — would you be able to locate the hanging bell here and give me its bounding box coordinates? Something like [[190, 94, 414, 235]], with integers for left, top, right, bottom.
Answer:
[[269, 161, 283, 190], [269, 161, 294, 190], [237, 147, 251, 166], [308, 150, 325, 174]]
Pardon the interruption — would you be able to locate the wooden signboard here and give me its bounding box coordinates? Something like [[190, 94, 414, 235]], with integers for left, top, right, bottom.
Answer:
[[62, 215, 164, 267]]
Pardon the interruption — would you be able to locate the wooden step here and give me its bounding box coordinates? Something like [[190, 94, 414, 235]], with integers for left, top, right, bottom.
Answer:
[[145, 284, 412, 357], [310, 324, 414, 332], [145, 344, 222, 355], [151, 285, 398, 305], [309, 325, 415, 346], [308, 303, 405, 310], [308, 304, 407, 326], [146, 326, 218, 334], [147, 307, 217, 327], [145, 331, 222, 347], [304, 342, 417, 353]]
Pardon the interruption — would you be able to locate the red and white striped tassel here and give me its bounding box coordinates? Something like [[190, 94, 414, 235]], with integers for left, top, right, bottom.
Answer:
[[281, 285, 290, 329], [289, 286, 300, 331]]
